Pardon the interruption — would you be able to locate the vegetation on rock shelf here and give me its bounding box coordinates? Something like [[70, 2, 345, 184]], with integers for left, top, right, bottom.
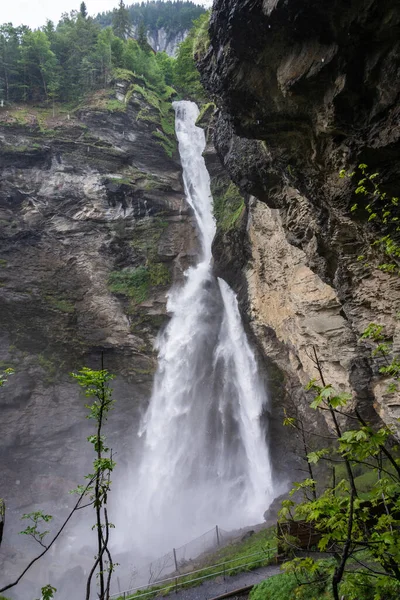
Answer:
[[341, 163, 400, 275], [212, 180, 245, 232], [129, 218, 169, 260], [108, 263, 171, 305]]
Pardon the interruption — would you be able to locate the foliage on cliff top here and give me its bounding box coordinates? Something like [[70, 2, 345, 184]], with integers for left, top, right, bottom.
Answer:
[[0, 15, 172, 105]]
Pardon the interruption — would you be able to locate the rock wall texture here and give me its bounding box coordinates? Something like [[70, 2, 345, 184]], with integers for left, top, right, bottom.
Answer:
[[0, 82, 197, 590], [199, 0, 400, 427]]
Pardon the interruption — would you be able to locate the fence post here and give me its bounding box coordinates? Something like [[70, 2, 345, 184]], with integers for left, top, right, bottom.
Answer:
[[216, 525, 220, 547], [175, 576, 178, 594], [173, 548, 178, 572]]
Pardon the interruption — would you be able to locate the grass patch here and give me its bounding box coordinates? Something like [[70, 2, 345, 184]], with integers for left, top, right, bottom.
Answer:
[[106, 98, 126, 113], [250, 571, 333, 600], [333, 458, 399, 499]]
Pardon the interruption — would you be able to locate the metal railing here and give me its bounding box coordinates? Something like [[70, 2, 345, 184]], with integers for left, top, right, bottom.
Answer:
[[111, 547, 277, 600]]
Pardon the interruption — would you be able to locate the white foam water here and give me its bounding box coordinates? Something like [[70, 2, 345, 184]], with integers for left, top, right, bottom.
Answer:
[[121, 100, 274, 558]]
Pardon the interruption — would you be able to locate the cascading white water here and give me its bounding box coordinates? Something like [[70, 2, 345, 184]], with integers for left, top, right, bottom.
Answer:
[[127, 101, 274, 556]]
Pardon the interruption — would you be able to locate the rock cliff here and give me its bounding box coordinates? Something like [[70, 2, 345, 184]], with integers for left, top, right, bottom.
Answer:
[[0, 81, 197, 589], [198, 0, 400, 427], [147, 27, 188, 56]]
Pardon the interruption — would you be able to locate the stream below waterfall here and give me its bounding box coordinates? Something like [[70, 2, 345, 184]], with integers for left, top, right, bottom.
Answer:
[[119, 100, 275, 563]]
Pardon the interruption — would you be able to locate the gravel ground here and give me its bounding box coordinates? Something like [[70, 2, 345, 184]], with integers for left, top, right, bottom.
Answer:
[[159, 565, 282, 600]]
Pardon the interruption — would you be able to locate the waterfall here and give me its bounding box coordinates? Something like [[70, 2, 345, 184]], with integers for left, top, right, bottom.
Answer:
[[126, 101, 274, 556]]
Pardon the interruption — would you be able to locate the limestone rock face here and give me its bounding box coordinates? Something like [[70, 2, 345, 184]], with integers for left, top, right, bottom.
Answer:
[[0, 84, 197, 586], [130, 24, 189, 56], [199, 0, 400, 426]]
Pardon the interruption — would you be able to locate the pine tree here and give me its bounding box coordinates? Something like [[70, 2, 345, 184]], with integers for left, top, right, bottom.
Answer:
[[112, 0, 131, 40], [137, 21, 147, 49], [80, 2, 88, 19]]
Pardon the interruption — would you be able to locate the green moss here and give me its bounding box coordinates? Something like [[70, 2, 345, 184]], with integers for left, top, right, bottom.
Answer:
[[136, 108, 160, 126], [212, 181, 245, 231], [148, 263, 171, 286], [108, 266, 150, 304], [37, 354, 61, 386], [130, 84, 161, 111], [0, 259, 7, 267], [129, 312, 166, 334], [129, 218, 169, 259], [153, 130, 175, 158], [195, 102, 215, 128], [45, 296, 75, 313], [160, 113, 175, 137], [129, 84, 176, 155], [107, 177, 134, 186], [109, 261, 171, 306]]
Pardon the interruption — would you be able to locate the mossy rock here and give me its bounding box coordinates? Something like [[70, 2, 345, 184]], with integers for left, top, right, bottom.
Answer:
[[195, 102, 216, 128], [108, 262, 171, 305], [211, 179, 245, 231]]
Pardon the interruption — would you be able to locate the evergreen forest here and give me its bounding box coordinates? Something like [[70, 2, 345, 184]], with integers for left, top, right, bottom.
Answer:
[[0, 1, 207, 104]]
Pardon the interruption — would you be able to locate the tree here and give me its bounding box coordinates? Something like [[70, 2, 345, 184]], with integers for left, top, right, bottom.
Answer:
[[71, 365, 116, 600], [173, 12, 209, 99], [279, 355, 400, 599], [112, 0, 131, 40], [0, 366, 117, 600], [80, 2, 88, 19], [19, 30, 59, 101], [155, 51, 174, 86], [0, 24, 26, 102], [137, 21, 148, 49]]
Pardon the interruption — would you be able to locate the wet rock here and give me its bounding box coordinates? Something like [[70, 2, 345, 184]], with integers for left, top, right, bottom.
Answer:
[[198, 0, 400, 428], [0, 83, 198, 578]]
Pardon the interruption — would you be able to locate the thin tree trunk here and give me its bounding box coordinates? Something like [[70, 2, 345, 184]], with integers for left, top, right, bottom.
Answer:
[[332, 488, 355, 600]]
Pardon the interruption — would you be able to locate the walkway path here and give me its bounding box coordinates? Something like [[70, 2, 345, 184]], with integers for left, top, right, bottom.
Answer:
[[160, 565, 282, 600]]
